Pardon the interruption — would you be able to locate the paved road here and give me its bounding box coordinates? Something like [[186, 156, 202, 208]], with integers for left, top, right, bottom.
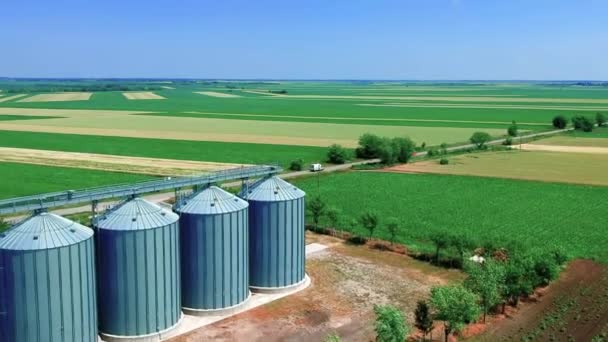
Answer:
[[5, 127, 569, 222]]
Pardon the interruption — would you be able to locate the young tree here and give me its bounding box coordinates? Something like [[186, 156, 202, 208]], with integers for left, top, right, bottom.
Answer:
[[464, 260, 506, 322], [469, 132, 492, 149], [430, 285, 481, 342], [327, 144, 349, 164], [596, 112, 607, 127], [307, 196, 326, 230], [374, 305, 410, 342], [572, 115, 594, 132], [360, 211, 379, 239], [429, 232, 450, 265], [0, 217, 9, 233], [552, 115, 568, 129], [385, 217, 399, 245], [507, 121, 519, 137], [503, 256, 535, 309], [391, 137, 416, 163], [448, 233, 475, 267], [324, 333, 341, 342], [414, 300, 434, 341], [326, 207, 342, 230], [378, 137, 397, 165]]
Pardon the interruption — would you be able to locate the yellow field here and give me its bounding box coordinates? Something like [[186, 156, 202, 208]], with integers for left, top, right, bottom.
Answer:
[[0, 94, 27, 103], [530, 136, 608, 148], [17, 92, 92, 102], [195, 91, 241, 98], [0, 147, 244, 176], [122, 92, 165, 100], [0, 107, 506, 147], [385, 150, 608, 186]]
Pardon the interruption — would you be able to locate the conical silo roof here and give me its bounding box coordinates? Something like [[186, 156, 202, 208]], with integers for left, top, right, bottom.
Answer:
[[0, 212, 93, 250], [95, 198, 178, 231], [240, 176, 305, 202], [176, 186, 248, 215]]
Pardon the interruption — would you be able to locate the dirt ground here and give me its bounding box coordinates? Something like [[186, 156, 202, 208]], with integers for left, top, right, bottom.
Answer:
[[0, 147, 245, 176], [17, 92, 92, 102], [169, 233, 462, 342], [521, 143, 608, 154], [473, 260, 608, 341], [123, 92, 165, 100]]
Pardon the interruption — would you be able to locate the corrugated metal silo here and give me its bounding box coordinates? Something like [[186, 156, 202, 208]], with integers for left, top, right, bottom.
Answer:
[[94, 198, 181, 340], [0, 213, 97, 342], [175, 186, 250, 314], [240, 176, 306, 291]]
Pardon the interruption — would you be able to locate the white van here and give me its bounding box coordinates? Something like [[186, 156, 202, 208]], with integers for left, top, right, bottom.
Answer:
[[309, 163, 324, 172]]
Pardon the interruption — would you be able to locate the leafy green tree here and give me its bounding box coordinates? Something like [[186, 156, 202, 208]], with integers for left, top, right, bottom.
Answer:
[[552, 115, 568, 129], [374, 305, 410, 342], [415, 300, 434, 341], [391, 137, 416, 163], [326, 207, 342, 230], [378, 137, 398, 165], [469, 132, 492, 149], [464, 260, 506, 322], [503, 256, 536, 309], [289, 159, 303, 171], [327, 144, 350, 164], [430, 232, 450, 265], [356, 133, 385, 159], [385, 217, 399, 245], [430, 285, 481, 342], [0, 217, 9, 233], [360, 211, 379, 238], [448, 233, 476, 267], [531, 253, 560, 286], [507, 121, 519, 137], [596, 112, 607, 127], [572, 115, 594, 132], [307, 196, 326, 230]]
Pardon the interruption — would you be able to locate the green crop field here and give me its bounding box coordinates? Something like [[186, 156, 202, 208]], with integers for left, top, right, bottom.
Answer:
[[0, 162, 151, 199], [296, 172, 608, 263]]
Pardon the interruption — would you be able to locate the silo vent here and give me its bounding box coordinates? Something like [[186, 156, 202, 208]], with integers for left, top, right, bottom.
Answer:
[[70, 229, 76, 233], [33, 236, 39, 240], [132, 218, 137, 222], [210, 203, 215, 207], [161, 212, 166, 216]]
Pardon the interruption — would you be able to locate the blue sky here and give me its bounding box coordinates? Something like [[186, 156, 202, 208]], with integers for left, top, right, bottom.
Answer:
[[1, 0, 607, 80]]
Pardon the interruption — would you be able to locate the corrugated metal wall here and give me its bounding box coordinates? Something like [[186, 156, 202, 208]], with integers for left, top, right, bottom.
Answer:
[[0, 232, 97, 342], [179, 209, 249, 310], [95, 199, 181, 337], [248, 197, 306, 288]]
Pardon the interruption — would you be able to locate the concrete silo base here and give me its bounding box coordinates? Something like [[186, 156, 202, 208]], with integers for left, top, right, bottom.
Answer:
[[182, 291, 253, 317], [98, 314, 184, 342], [249, 274, 311, 295]]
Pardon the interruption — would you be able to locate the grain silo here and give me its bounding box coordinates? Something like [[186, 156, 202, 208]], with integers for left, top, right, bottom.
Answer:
[[0, 213, 97, 342], [240, 176, 306, 292], [175, 186, 250, 314], [94, 198, 181, 340]]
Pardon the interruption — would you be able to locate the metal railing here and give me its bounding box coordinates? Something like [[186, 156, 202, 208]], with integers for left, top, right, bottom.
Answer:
[[0, 164, 281, 215]]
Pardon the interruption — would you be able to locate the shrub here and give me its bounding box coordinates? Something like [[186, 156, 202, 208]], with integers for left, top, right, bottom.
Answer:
[[572, 115, 594, 132], [324, 333, 341, 342], [327, 144, 349, 164], [439, 158, 449, 165], [289, 159, 303, 171], [414, 301, 434, 341], [552, 115, 568, 129], [0, 217, 9, 233], [391, 137, 416, 163], [507, 121, 519, 137], [503, 136, 513, 146], [360, 211, 379, 238], [347, 235, 367, 245], [427, 148, 439, 157], [596, 112, 607, 127], [374, 305, 409, 342], [307, 196, 326, 230], [470, 132, 492, 149], [531, 254, 560, 287]]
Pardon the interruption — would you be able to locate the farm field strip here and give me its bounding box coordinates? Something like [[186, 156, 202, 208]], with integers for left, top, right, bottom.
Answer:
[[384, 150, 608, 186], [183, 111, 544, 126], [0, 114, 507, 147], [0, 94, 27, 103], [161, 86, 175, 89], [0, 107, 153, 117], [122, 92, 165, 100], [0, 162, 152, 200], [521, 144, 608, 154], [295, 172, 608, 263], [530, 135, 608, 148], [17, 92, 92, 102], [0, 147, 245, 176], [358, 102, 608, 111], [195, 91, 241, 98]]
